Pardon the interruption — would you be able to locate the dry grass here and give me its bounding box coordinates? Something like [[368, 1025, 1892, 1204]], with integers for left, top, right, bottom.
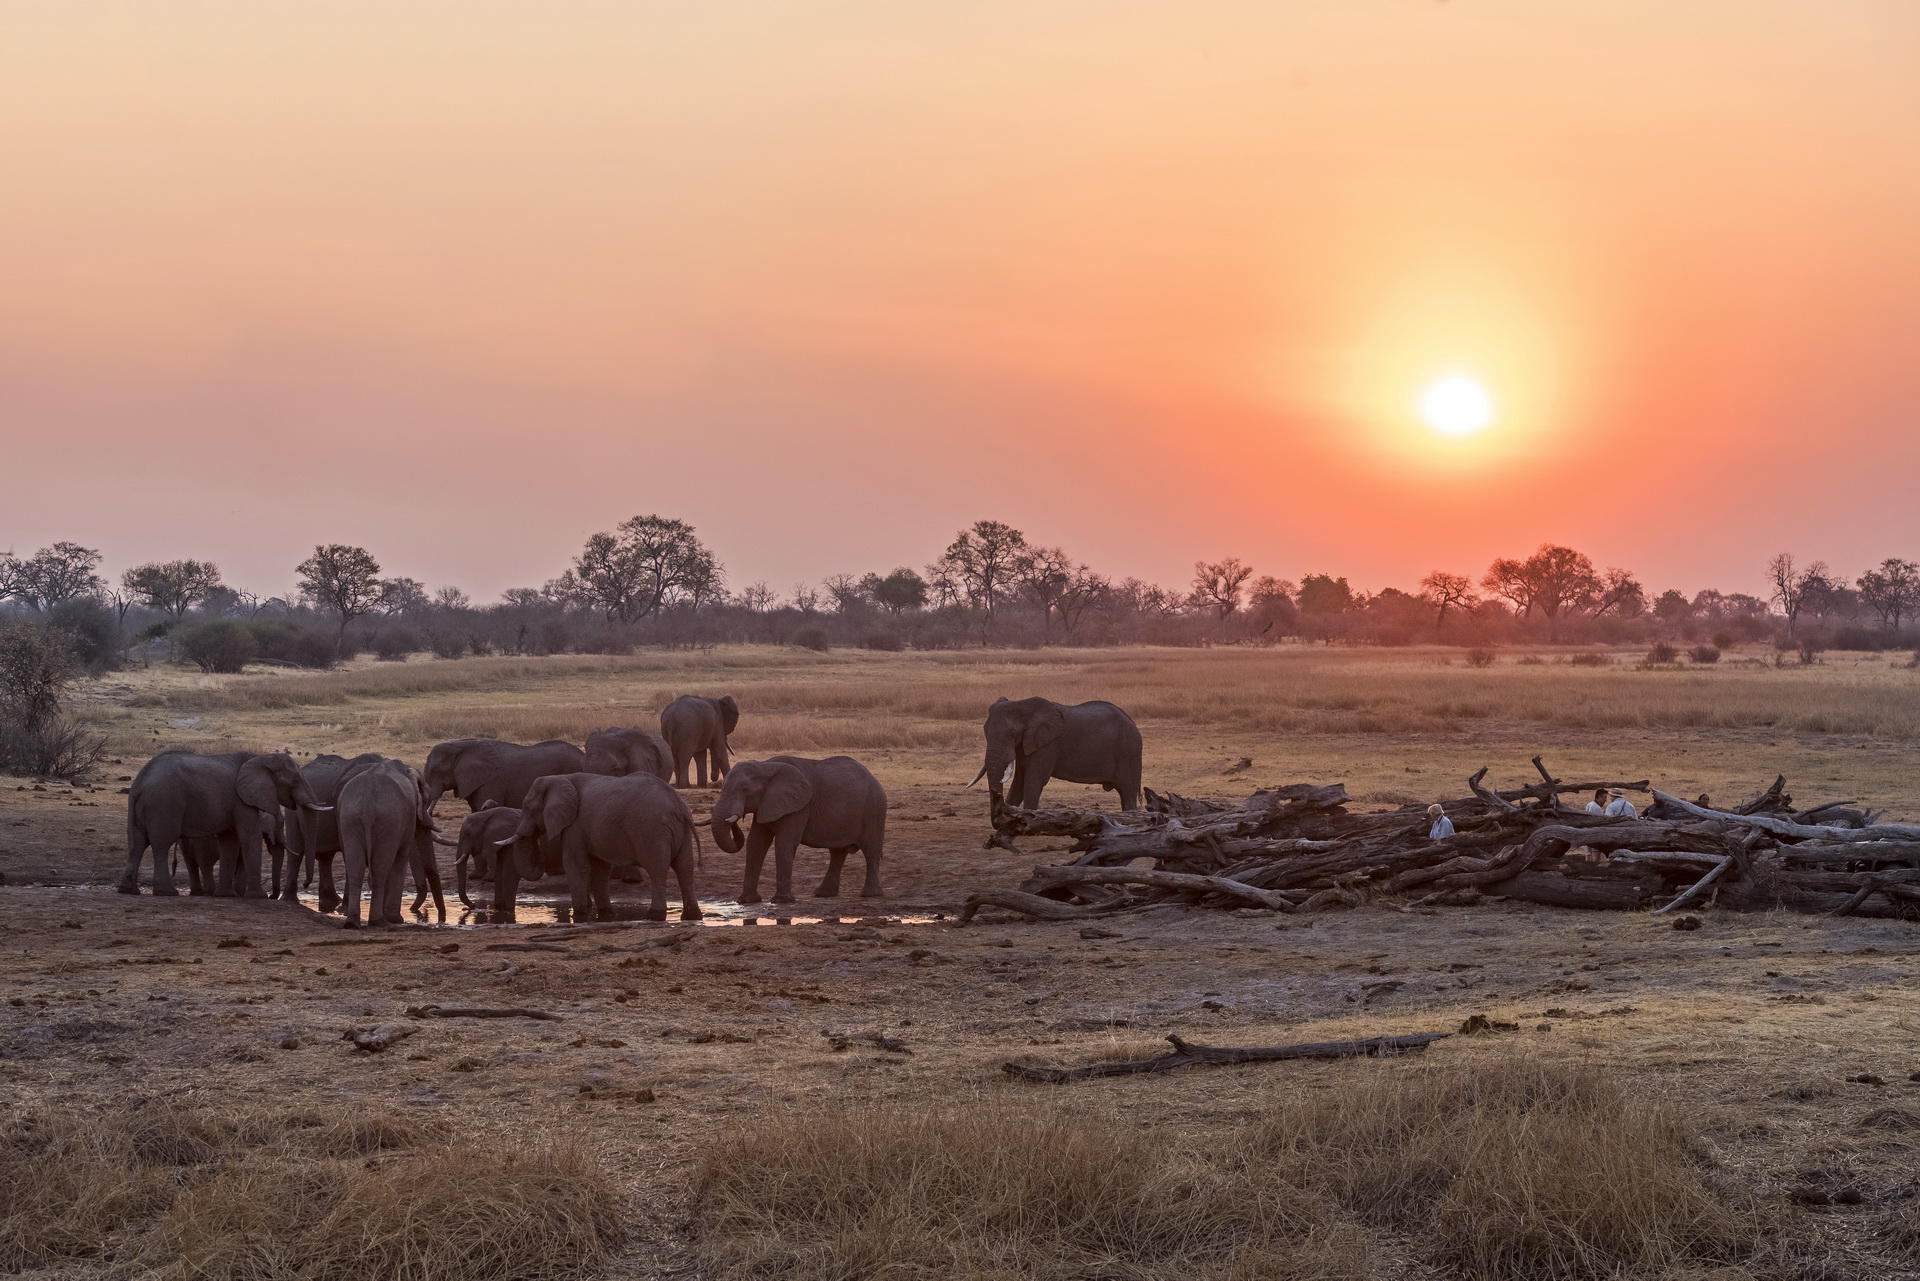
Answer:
[[692, 1058, 1767, 1281], [0, 1102, 621, 1280], [117, 644, 1920, 745]]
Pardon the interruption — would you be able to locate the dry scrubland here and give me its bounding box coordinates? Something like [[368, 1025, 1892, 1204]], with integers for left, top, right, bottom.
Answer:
[[5, 643, 1920, 1280]]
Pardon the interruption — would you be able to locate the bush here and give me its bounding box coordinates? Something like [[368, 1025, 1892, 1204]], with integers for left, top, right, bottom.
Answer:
[[48, 597, 122, 673], [242, 621, 336, 669], [793, 624, 831, 653], [175, 620, 258, 674], [1688, 645, 1721, 664], [1709, 631, 1735, 651], [0, 622, 78, 732], [0, 718, 108, 780], [862, 630, 904, 652], [1799, 639, 1825, 665], [369, 625, 417, 662], [1646, 643, 1679, 664], [1567, 653, 1610, 667], [1464, 647, 1496, 668]]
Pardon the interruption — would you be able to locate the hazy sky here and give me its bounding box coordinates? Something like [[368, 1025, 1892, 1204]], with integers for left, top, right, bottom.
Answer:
[[4, 1, 1917, 601]]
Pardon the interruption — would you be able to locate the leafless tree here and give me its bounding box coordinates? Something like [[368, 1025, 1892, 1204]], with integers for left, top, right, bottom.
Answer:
[[1190, 557, 1254, 620]]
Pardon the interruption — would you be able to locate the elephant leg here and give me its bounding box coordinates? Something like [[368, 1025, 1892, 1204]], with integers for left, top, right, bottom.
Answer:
[[673, 751, 692, 789], [710, 741, 729, 780], [492, 865, 519, 920], [859, 830, 885, 898], [815, 847, 850, 898], [694, 747, 709, 788], [564, 847, 595, 921], [1118, 777, 1140, 811], [420, 836, 447, 923], [738, 824, 776, 904], [341, 849, 365, 928], [674, 836, 703, 921], [213, 831, 239, 897], [1007, 763, 1029, 812], [1020, 749, 1059, 810], [317, 853, 341, 914], [182, 840, 206, 896], [771, 827, 802, 905]]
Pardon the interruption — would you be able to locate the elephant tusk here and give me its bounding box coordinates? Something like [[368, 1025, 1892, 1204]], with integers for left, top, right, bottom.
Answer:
[[495, 836, 517, 847], [432, 834, 458, 847], [965, 765, 988, 789], [305, 803, 334, 812]]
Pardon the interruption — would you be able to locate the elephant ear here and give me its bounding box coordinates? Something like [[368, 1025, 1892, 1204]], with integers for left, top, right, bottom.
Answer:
[[412, 775, 437, 827], [717, 696, 740, 735], [236, 758, 280, 812], [514, 837, 545, 882], [1024, 703, 1067, 753], [539, 776, 582, 838], [479, 798, 500, 811], [758, 763, 813, 824], [451, 746, 496, 800]]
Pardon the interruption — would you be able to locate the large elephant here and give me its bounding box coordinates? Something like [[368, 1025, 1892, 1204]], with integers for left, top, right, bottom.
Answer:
[[281, 752, 386, 910], [583, 726, 673, 781], [422, 738, 587, 811], [710, 755, 886, 905], [972, 697, 1142, 814], [336, 758, 448, 927], [451, 803, 528, 908], [499, 773, 701, 922], [659, 694, 737, 788], [121, 751, 328, 897]]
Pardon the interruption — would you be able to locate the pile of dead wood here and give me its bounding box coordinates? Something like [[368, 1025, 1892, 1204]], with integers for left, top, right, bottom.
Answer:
[[961, 760, 1920, 922]]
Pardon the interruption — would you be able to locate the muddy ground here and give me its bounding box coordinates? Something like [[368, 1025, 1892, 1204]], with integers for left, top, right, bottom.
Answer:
[[6, 764, 1920, 1278]]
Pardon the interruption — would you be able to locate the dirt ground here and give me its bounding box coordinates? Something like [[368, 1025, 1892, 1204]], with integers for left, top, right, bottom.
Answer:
[[5, 647, 1920, 1278]]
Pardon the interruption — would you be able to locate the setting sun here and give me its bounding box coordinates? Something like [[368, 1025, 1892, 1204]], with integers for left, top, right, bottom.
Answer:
[[1419, 376, 1494, 437]]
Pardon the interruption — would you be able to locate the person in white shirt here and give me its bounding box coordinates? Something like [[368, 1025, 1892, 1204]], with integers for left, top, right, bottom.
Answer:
[[1604, 789, 1638, 818], [1427, 803, 1455, 839], [1584, 788, 1609, 815]]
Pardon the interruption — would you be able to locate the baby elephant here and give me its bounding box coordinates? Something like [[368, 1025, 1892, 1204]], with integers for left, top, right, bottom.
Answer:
[[710, 755, 886, 905], [506, 774, 701, 922]]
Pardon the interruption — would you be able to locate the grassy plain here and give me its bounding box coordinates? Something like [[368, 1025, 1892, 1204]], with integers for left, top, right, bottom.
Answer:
[[5, 642, 1920, 1279]]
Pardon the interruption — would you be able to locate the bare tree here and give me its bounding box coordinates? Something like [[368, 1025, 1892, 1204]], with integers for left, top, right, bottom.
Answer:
[[1013, 545, 1074, 639], [738, 582, 776, 613], [1418, 571, 1479, 634], [931, 520, 1029, 640], [296, 544, 388, 656], [0, 543, 103, 612], [823, 574, 867, 614], [1482, 545, 1600, 639], [1590, 567, 1645, 618], [1190, 557, 1254, 621], [1768, 553, 1831, 641]]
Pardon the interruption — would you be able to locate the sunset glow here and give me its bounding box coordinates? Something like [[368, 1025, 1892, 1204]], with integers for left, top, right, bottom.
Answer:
[[1420, 377, 1494, 438]]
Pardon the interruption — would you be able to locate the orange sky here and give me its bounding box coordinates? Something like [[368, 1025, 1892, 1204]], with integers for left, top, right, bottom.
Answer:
[[3, 1, 1917, 601]]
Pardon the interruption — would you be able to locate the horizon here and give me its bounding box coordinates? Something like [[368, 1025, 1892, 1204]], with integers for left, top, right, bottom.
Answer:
[[5, 1, 1917, 600]]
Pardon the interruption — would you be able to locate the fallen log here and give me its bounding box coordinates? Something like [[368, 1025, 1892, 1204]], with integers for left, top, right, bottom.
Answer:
[[405, 1004, 563, 1021], [1004, 1030, 1450, 1083], [1021, 864, 1297, 910], [344, 1023, 418, 1052], [1652, 792, 1920, 843], [1653, 855, 1732, 914], [957, 889, 1130, 924]]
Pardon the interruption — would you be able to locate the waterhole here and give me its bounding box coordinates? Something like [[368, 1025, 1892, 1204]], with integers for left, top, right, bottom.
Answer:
[[295, 887, 939, 929]]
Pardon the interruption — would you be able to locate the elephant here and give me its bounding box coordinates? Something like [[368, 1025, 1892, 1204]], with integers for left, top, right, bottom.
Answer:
[[710, 755, 886, 905], [498, 773, 701, 922], [450, 803, 529, 908], [335, 758, 449, 927], [422, 737, 586, 811], [971, 696, 1142, 814], [281, 752, 386, 910], [659, 694, 737, 788], [583, 726, 673, 781], [121, 751, 328, 897]]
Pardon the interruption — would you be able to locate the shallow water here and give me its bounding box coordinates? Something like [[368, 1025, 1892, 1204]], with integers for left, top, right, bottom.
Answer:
[[294, 887, 940, 929]]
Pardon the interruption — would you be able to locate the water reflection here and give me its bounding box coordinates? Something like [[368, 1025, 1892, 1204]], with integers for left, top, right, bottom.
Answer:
[[295, 888, 938, 930]]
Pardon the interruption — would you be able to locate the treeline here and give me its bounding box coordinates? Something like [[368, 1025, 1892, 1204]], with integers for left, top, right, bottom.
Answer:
[[6, 522, 1920, 676]]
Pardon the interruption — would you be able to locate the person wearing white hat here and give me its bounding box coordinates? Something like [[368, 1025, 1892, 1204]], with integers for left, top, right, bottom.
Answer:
[[1604, 788, 1638, 818], [1427, 803, 1455, 839]]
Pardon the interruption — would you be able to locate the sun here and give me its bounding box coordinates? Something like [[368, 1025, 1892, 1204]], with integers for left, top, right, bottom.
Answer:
[[1419, 375, 1494, 437]]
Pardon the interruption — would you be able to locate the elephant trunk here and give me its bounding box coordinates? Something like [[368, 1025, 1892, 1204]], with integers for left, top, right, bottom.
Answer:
[[711, 814, 745, 854], [983, 744, 1013, 812], [456, 850, 472, 909]]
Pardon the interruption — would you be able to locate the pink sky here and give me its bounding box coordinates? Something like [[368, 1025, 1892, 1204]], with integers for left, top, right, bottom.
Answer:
[[3, 1, 1917, 601]]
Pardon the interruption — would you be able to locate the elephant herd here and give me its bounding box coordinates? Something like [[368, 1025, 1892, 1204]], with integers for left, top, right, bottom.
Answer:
[[116, 691, 1144, 928]]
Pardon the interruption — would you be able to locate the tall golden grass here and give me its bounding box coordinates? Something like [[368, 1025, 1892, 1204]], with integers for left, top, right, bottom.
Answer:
[[0, 1102, 621, 1279], [134, 644, 1920, 744], [692, 1058, 1765, 1281]]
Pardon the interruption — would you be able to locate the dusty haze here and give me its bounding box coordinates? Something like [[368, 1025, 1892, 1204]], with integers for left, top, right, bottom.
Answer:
[[3, 1, 1917, 598]]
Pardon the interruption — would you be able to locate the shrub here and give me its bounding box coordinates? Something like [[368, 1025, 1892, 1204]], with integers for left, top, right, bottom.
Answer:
[[0, 622, 77, 732], [793, 624, 831, 653], [1710, 630, 1735, 651], [1646, 643, 1679, 664], [175, 620, 258, 674], [862, 630, 904, 652], [48, 597, 122, 673], [243, 621, 336, 669], [1567, 653, 1610, 667], [1688, 645, 1721, 664], [1515, 655, 1546, 666], [1799, 639, 1825, 665], [1464, 647, 1496, 668], [0, 719, 108, 781], [369, 625, 417, 662]]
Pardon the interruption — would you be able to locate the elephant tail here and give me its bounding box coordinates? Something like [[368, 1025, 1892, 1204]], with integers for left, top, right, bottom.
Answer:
[[686, 818, 704, 871]]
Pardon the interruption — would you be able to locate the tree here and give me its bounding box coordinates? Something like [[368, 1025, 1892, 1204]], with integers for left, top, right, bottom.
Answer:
[[1190, 557, 1254, 621], [433, 586, 471, 611], [1013, 545, 1075, 639], [823, 574, 868, 614], [1054, 567, 1110, 638], [1856, 558, 1920, 630], [1652, 589, 1693, 627], [376, 577, 429, 616], [564, 515, 722, 622], [1482, 545, 1601, 639], [860, 568, 928, 615], [120, 559, 224, 620], [0, 543, 103, 612], [0, 621, 79, 733], [1296, 573, 1354, 642], [1247, 576, 1298, 637], [931, 520, 1029, 639], [1418, 571, 1478, 635], [1767, 554, 1832, 641], [296, 544, 388, 655], [1590, 567, 1645, 618], [738, 582, 776, 614]]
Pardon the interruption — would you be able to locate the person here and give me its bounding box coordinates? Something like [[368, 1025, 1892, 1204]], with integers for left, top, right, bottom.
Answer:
[[1427, 803, 1455, 839], [1584, 788, 1609, 815], [1604, 788, 1638, 818]]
